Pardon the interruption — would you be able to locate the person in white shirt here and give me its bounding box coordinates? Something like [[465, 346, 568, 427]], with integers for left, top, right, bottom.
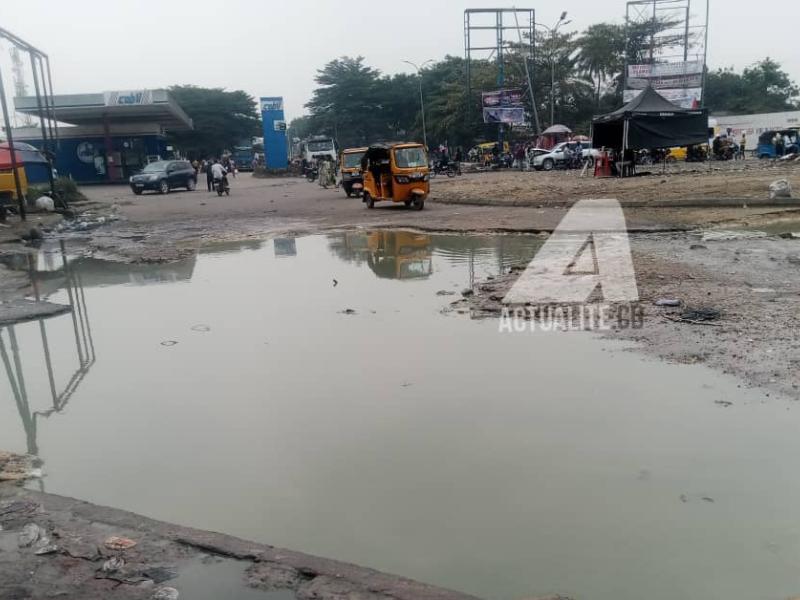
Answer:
[[210, 160, 227, 180], [210, 160, 228, 191]]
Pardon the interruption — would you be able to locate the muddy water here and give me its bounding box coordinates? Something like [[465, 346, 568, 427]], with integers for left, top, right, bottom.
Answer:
[[2, 231, 800, 600]]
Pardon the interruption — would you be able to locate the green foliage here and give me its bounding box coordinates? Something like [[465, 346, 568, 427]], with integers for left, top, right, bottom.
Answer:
[[288, 24, 800, 149], [28, 177, 87, 204], [167, 86, 262, 159], [706, 58, 800, 113]]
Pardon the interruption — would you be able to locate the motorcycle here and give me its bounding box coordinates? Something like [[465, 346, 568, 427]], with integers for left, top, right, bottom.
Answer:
[[304, 165, 318, 182], [429, 160, 458, 178], [215, 176, 230, 196]]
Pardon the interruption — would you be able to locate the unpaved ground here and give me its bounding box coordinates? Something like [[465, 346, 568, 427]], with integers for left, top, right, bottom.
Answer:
[[433, 159, 800, 206], [11, 160, 799, 265], [0, 486, 479, 600], [454, 230, 800, 401]]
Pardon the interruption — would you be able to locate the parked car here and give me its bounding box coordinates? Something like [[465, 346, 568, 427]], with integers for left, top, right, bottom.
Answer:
[[532, 141, 600, 171], [129, 160, 196, 195]]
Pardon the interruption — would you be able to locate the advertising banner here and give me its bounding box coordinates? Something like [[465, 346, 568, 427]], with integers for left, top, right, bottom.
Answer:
[[623, 87, 703, 109], [627, 61, 704, 79], [482, 88, 524, 108], [627, 73, 703, 89], [483, 107, 526, 126]]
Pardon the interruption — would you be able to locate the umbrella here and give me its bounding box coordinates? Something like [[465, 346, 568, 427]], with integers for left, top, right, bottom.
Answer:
[[542, 124, 572, 135]]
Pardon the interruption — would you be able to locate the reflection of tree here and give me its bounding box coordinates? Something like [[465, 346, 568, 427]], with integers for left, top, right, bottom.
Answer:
[[0, 241, 96, 471]]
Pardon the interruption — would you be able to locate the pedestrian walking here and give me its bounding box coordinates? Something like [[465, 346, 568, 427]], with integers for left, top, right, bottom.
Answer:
[[206, 158, 214, 192]]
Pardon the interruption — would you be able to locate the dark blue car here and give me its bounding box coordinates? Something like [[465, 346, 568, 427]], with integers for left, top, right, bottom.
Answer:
[[129, 160, 196, 195]]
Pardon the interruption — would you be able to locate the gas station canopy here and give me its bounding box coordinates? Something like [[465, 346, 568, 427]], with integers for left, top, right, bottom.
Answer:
[[14, 89, 193, 130]]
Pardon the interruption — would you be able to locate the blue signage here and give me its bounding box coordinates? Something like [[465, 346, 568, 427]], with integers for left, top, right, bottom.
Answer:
[[260, 96, 287, 170]]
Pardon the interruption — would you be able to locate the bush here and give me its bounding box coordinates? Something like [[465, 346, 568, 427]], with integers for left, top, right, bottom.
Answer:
[[27, 177, 88, 204]]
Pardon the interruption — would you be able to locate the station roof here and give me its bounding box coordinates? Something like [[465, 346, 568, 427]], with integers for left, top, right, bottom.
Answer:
[[14, 89, 193, 131]]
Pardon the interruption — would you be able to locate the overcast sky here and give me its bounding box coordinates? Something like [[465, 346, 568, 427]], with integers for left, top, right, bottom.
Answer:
[[1, 0, 798, 123]]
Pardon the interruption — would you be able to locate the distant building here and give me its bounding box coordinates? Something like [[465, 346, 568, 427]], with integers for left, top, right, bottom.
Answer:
[[13, 89, 193, 184]]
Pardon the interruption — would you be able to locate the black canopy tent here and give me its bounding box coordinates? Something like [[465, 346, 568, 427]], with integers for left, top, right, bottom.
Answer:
[[592, 87, 708, 152]]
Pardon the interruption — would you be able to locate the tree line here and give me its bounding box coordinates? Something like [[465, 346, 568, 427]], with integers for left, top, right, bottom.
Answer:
[[289, 19, 799, 149]]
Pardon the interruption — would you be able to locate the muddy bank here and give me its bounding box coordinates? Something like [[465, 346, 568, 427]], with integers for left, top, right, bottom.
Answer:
[[453, 231, 800, 401], [0, 486, 482, 600]]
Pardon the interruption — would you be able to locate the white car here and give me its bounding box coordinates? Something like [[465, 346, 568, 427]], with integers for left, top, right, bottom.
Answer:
[[532, 142, 601, 171]]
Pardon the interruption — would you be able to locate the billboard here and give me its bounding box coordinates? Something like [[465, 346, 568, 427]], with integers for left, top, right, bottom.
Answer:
[[482, 89, 524, 108], [624, 87, 703, 109], [260, 96, 287, 170], [627, 74, 703, 89], [482, 88, 525, 125], [483, 108, 526, 126], [627, 61, 704, 79], [625, 60, 705, 109]]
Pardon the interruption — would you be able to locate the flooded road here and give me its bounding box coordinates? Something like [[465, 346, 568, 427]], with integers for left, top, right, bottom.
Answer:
[[2, 231, 800, 600]]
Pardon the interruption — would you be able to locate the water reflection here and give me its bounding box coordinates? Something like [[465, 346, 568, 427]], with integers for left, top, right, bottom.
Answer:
[[273, 238, 297, 258], [328, 231, 433, 280], [328, 230, 543, 285], [0, 242, 95, 463]]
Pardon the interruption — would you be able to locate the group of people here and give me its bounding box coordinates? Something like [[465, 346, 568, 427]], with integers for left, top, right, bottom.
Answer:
[[772, 131, 800, 157], [712, 133, 747, 161], [189, 157, 236, 192]]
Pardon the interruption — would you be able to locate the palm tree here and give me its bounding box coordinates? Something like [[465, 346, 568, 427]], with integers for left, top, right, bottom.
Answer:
[[575, 23, 626, 109]]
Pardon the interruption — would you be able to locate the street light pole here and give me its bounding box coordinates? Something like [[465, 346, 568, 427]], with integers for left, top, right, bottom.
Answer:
[[403, 60, 432, 147], [536, 12, 571, 128]]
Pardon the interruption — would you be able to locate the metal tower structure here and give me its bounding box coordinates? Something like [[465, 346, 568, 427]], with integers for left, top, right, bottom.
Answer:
[[623, 0, 710, 107], [9, 46, 32, 126], [464, 8, 539, 137], [0, 26, 59, 219]]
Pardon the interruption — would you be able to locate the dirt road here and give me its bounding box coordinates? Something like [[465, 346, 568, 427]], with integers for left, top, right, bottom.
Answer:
[[45, 161, 800, 263]]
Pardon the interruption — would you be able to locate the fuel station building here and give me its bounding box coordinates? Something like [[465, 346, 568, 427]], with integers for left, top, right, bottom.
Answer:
[[13, 89, 193, 184]]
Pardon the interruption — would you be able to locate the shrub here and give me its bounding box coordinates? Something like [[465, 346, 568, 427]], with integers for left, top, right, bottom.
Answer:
[[27, 177, 88, 204]]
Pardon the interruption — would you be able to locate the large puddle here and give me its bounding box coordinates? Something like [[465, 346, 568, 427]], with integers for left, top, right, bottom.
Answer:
[[2, 231, 800, 600]]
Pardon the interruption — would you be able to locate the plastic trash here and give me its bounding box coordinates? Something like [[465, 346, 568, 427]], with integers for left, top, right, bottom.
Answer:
[[769, 179, 793, 200], [35, 195, 55, 212], [18, 523, 44, 547], [104, 536, 138, 551], [680, 308, 721, 322], [153, 587, 179, 600], [654, 298, 681, 307], [102, 557, 126, 573]]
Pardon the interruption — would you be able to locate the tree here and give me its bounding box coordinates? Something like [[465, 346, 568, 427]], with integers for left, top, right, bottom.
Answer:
[[167, 86, 261, 159], [304, 56, 388, 147], [706, 58, 799, 113], [575, 23, 626, 108]]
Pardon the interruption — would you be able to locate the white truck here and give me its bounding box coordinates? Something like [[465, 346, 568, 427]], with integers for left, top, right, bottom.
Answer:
[[302, 137, 338, 164]]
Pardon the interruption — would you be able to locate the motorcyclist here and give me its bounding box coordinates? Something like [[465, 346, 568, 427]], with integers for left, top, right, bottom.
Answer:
[[210, 160, 229, 191]]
